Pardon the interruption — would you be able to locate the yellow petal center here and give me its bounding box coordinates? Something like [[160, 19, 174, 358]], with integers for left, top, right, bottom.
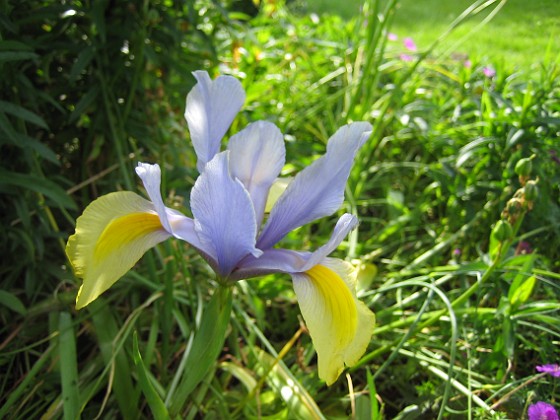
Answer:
[[305, 264, 358, 347], [94, 212, 163, 263]]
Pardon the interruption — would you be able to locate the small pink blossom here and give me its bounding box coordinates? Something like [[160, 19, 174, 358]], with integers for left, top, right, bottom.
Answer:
[[463, 59, 472, 69], [403, 37, 417, 52], [528, 402, 559, 420], [537, 364, 560, 377], [483, 66, 496, 78], [387, 32, 398, 41], [400, 53, 413, 62]]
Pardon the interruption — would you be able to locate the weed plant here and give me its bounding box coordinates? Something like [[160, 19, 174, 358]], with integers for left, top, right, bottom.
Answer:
[[1, 0, 559, 418]]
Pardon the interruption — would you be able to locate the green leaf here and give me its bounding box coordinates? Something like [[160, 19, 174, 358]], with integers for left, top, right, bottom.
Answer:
[[0, 51, 38, 62], [367, 368, 382, 420], [0, 100, 48, 129], [69, 86, 99, 123], [132, 332, 170, 420], [0, 290, 27, 315], [59, 312, 80, 420], [70, 45, 96, 82], [0, 168, 76, 210], [169, 286, 233, 415], [508, 254, 536, 308], [254, 349, 324, 420], [89, 299, 139, 419]]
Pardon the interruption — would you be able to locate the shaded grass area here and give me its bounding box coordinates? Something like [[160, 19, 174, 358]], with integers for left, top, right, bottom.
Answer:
[[303, 0, 560, 69]]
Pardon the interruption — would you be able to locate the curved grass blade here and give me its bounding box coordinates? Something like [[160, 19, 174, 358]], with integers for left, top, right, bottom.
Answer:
[[132, 332, 170, 420]]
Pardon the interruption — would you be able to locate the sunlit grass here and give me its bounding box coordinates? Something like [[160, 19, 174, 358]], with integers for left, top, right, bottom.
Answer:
[[303, 0, 560, 69]]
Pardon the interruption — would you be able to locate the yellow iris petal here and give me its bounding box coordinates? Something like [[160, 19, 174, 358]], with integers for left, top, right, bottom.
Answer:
[[66, 191, 170, 309], [293, 260, 375, 385]]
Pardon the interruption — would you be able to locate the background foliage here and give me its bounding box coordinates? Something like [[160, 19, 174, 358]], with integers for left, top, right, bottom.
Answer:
[[1, 0, 559, 418]]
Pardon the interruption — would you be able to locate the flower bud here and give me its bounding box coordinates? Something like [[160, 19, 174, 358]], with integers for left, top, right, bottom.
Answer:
[[493, 220, 513, 242], [524, 180, 539, 202], [515, 157, 533, 177]]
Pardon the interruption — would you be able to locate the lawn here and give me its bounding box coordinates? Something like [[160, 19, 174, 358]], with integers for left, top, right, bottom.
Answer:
[[304, 0, 560, 69]]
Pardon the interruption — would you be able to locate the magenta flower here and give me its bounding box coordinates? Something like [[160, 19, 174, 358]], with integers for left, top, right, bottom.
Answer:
[[483, 66, 496, 78], [537, 364, 560, 377], [403, 37, 417, 52], [463, 59, 472, 69], [387, 32, 398, 41], [528, 402, 559, 420]]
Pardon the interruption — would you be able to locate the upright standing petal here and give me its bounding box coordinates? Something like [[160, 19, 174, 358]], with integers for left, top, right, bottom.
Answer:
[[190, 151, 262, 277], [292, 260, 375, 385], [257, 122, 372, 249], [228, 121, 285, 225], [184, 71, 245, 172], [136, 163, 172, 232], [66, 192, 171, 309]]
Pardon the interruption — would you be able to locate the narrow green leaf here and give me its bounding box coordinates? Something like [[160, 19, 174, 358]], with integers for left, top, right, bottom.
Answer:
[[0, 289, 27, 315], [16, 132, 59, 164], [367, 368, 381, 420], [255, 349, 324, 420], [89, 299, 139, 419], [0, 168, 76, 210], [508, 254, 536, 308], [0, 51, 38, 62], [132, 332, 170, 420], [70, 45, 96, 82], [0, 100, 48, 129], [169, 286, 233, 415], [58, 312, 80, 420], [0, 40, 34, 51], [69, 86, 99, 123]]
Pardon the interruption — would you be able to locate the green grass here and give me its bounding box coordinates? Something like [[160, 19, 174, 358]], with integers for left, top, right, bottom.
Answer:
[[303, 0, 560, 69]]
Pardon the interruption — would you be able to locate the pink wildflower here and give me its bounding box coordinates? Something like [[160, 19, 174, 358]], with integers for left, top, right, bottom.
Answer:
[[537, 364, 560, 378], [403, 37, 417, 52], [483, 66, 496, 78], [528, 402, 559, 420], [400, 53, 413, 62]]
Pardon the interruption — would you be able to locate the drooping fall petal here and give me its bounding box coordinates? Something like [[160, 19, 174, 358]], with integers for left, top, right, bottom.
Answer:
[[66, 192, 170, 309], [291, 260, 375, 385]]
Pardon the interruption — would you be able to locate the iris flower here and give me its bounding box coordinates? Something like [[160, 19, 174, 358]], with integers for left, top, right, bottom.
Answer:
[[66, 71, 375, 385]]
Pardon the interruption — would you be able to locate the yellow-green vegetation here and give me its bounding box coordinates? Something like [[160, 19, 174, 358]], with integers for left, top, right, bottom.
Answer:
[[305, 0, 560, 69]]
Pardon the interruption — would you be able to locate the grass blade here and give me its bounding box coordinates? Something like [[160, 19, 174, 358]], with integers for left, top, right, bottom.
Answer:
[[132, 332, 170, 419], [59, 312, 80, 420]]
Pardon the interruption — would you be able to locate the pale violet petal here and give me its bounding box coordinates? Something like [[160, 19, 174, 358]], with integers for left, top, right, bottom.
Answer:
[[184, 71, 245, 172], [301, 213, 358, 271], [231, 249, 309, 280], [228, 121, 285, 225], [190, 151, 262, 277], [135, 162, 217, 260], [135, 162, 172, 232], [232, 213, 357, 280], [257, 122, 372, 249]]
